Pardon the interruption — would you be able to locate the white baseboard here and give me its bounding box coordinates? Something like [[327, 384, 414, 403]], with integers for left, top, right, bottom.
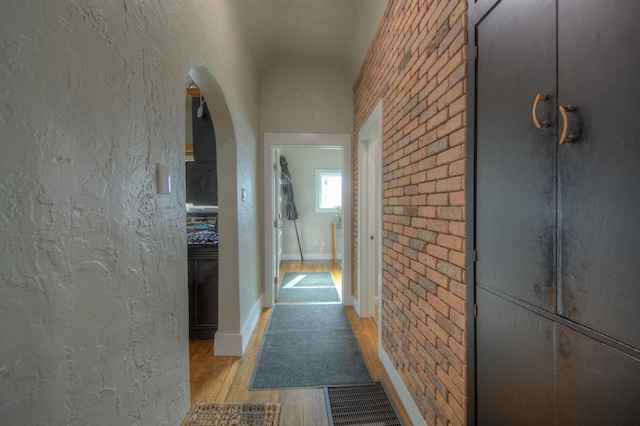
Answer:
[[214, 295, 263, 357], [213, 333, 242, 357], [241, 295, 264, 354], [342, 293, 354, 306], [380, 347, 427, 426], [281, 253, 342, 261]]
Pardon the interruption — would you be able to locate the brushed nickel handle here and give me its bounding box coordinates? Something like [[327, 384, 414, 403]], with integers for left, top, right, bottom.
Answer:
[[559, 105, 575, 144], [532, 93, 549, 129]]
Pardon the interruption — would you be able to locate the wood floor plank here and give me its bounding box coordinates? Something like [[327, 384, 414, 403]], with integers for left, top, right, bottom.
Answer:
[[188, 260, 410, 425]]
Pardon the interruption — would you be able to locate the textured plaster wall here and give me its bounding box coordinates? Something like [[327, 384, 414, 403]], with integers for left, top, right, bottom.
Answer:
[[0, 1, 260, 424], [261, 57, 353, 134], [279, 147, 342, 258]]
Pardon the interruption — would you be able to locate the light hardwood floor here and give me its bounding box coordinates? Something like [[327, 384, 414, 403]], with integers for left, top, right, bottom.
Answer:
[[187, 260, 410, 425]]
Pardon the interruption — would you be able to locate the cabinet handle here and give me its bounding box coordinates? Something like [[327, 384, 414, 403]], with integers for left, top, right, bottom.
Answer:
[[532, 93, 549, 129], [559, 105, 576, 144]]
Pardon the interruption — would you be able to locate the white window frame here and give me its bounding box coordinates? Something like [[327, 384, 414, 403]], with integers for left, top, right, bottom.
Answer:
[[315, 169, 342, 213]]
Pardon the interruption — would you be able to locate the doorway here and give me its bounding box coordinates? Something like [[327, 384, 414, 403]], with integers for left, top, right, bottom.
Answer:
[[263, 133, 352, 308], [271, 147, 283, 302], [357, 101, 382, 326], [186, 65, 242, 358]]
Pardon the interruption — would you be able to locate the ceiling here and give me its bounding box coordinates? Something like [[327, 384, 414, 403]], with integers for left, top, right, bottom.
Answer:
[[230, 0, 388, 81]]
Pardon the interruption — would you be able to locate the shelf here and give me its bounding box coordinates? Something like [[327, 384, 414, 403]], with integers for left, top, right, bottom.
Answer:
[[187, 86, 201, 98]]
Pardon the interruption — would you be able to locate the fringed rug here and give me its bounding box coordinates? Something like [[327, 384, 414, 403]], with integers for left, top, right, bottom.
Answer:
[[183, 402, 281, 426]]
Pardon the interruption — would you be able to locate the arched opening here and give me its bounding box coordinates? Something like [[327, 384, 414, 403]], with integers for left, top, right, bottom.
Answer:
[[185, 65, 241, 357]]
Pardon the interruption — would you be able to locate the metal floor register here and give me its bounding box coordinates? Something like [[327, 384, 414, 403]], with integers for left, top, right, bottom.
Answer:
[[325, 382, 404, 426]]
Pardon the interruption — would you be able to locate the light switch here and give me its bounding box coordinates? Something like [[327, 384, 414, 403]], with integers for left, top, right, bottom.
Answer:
[[157, 163, 171, 195], [241, 187, 247, 202]]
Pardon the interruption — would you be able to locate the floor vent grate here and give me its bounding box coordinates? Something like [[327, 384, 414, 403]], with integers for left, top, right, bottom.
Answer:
[[325, 382, 404, 426]]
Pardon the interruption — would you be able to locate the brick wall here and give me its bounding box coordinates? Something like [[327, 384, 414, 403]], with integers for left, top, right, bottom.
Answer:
[[353, 1, 467, 424]]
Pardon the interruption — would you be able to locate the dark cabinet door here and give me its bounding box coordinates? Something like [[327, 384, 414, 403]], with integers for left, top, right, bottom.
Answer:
[[476, 0, 557, 311], [476, 288, 555, 426], [188, 257, 219, 339], [475, 0, 640, 424], [557, 0, 640, 349], [556, 325, 640, 424]]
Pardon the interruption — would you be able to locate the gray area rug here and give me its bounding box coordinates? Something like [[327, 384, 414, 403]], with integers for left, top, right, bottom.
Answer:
[[280, 272, 335, 287], [250, 304, 374, 390]]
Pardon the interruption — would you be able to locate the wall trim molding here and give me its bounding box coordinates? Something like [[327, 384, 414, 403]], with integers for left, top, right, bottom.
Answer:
[[281, 253, 342, 261], [213, 333, 242, 357], [215, 295, 263, 357], [380, 347, 427, 426], [242, 295, 264, 353]]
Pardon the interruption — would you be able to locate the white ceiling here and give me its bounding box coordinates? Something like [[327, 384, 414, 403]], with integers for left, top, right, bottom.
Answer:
[[230, 0, 388, 81]]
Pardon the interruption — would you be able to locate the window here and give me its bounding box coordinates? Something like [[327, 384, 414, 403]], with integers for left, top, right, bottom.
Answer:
[[316, 169, 342, 213]]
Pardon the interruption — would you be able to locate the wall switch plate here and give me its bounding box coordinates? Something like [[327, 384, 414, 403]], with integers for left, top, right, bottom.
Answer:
[[157, 163, 171, 194]]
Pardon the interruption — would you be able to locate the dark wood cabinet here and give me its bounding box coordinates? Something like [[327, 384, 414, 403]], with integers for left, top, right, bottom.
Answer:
[[473, 0, 640, 423], [188, 246, 218, 339]]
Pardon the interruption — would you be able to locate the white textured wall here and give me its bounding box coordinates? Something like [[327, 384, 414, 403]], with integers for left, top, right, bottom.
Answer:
[[280, 147, 342, 258], [0, 1, 261, 424], [261, 57, 352, 134], [346, 0, 389, 83]]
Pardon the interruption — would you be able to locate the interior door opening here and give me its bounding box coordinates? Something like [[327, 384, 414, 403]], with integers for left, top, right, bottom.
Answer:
[[263, 133, 352, 308], [357, 100, 383, 328]]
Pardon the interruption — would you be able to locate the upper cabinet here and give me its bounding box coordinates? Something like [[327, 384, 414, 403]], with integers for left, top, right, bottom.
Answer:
[[474, 0, 640, 423], [186, 87, 218, 206]]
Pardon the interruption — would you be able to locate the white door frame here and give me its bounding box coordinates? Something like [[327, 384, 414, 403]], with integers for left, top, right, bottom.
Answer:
[[272, 147, 283, 302], [357, 101, 383, 323], [263, 133, 353, 307]]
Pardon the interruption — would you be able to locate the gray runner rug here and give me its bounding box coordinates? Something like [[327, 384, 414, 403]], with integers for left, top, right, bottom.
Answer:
[[250, 304, 374, 390], [280, 272, 335, 287], [277, 271, 340, 303]]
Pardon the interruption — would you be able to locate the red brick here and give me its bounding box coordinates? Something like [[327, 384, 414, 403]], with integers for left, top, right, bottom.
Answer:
[[437, 81, 465, 112], [437, 259, 463, 281], [449, 159, 465, 176], [436, 176, 463, 192], [353, 2, 468, 424], [436, 112, 464, 138], [437, 287, 465, 315], [426, 264, 450, 286], [437, 234, 463, 251], [449, 220, 466, 237], [449, 127, 466, 146], [436, 145, 464, 166], [427, 193, 449, 206], [449, 250, 465, 268], [427, 315, 450, 343], [427, 165, 448, 181], [427, 243, 449, 261]]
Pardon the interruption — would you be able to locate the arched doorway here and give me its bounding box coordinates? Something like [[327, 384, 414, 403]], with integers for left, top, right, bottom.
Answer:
[[186, 65, 241, 356]]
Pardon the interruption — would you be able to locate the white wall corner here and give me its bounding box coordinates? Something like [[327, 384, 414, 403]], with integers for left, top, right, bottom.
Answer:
[[213, 333, 243, 357], [342, 293, 355, 307], [281, 253, 335, 261], [215, 295, 263, 357], [380, 347, 427, 426], [353, 296, 362, 316]]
